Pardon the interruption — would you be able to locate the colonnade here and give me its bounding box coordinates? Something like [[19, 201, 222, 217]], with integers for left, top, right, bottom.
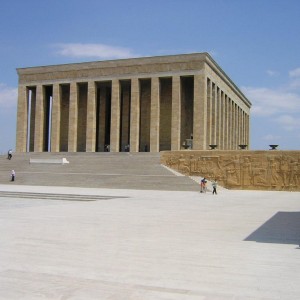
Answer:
[[206, 78, 250, 149], [16, 75, 250, 153]]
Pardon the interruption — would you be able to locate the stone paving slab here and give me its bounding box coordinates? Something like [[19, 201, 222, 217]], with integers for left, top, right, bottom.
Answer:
[[0, 184, 299, 299]]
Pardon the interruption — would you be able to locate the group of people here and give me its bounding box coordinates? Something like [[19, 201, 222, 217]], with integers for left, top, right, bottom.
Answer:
[[200, 177, 218, 194], [6, 149, 15, 181]]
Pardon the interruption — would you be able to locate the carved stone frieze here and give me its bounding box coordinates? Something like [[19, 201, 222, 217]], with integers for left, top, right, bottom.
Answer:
[[160, 150, 300, 191]]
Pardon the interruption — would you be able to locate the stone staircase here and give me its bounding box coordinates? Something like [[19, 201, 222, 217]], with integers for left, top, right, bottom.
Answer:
[[0, 152, 199, 191]]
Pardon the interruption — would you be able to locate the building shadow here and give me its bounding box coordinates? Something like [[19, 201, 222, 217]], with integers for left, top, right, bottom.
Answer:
[[244, 211, 300, 246]]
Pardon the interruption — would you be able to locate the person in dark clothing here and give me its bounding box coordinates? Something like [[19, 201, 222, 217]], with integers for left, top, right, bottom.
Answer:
[[212, 179, 218, 195], [8, 149, 12, 160]]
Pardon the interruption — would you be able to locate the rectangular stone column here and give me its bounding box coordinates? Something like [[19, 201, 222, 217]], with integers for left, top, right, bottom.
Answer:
[[230, 101, 233, 149], [220, 91, 225, 149], [233, 103, 239, 150], [211, 83, 216, 145], [243, 111, 246, 145], [98, 86, 106, 152], [242, 110, 244, 145], [228, 99, 233, 150], [240, 110, 243, 145], [238, 108, 242, 146], [86, 81, 96, 152], [246, 114, 250, 147], [130, 78, 140, 152], [68, 82, 78, 152], [171, 76, 181, 150], [221, 91, 224, 149], [242, 110, 245, 145], [245, 113, 247, 146], [150, 77, 160, 152], [193, 74, 207, 150], [224, 95, 228, 149], [226, 97, 230, 150], [237, 107, 239, 147], [232, 103, 236, 149], [206, 79, 212, 148], [217, 87, 221, 148], [16, 85, 28, 152], [232, 102, 236, 149], [110, 79, 121, 152], [34, 85, 44, 152], [236, 107, 239, 147], [227, 96, 231, 149], [51, 84, 61, 152]]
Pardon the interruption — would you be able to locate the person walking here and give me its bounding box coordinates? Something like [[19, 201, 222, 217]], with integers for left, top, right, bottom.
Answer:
[[212, 179, 218, 195], [200, 177, 207, 193], [7, 149, 12, 160]]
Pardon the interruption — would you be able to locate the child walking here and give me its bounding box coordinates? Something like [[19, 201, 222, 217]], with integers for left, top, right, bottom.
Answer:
[[212, 179, 218, 195]]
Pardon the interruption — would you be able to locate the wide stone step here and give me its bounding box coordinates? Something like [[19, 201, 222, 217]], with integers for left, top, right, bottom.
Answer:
[[0, 153, 199, 191], [0, 191, 127, 201]]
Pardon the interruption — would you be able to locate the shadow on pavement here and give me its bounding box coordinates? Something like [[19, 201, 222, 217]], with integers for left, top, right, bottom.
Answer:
[[244, 211, 300, 245]]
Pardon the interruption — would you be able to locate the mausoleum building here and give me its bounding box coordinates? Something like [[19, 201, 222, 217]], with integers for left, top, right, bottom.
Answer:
[[16, 53, 251, 153]]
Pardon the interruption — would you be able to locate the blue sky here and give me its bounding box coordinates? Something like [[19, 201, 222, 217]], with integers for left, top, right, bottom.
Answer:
[[1, 0, 300, 153]]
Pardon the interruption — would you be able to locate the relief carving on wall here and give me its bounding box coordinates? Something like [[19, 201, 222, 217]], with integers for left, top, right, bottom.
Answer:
[[161, 151, 300, 191]]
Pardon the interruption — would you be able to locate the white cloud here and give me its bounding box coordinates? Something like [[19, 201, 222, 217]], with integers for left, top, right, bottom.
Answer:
[[289, 78, 300, 89], [261, 134, 281, 141], [276, 115, 300, 131], [242, 86, 300, 116], [289, 67, 300, 78], [288, 67, 300, 90], [0, 83, 18, 110], [242, 69, 300, 133], [53, 43, 138, 59], [266, 70, 279, 77]]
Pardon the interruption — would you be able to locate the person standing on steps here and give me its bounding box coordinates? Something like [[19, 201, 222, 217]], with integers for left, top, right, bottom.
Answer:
[[7, 149, 12, 160], [212, 179, 218, 195], [11, 170, 15, 182]]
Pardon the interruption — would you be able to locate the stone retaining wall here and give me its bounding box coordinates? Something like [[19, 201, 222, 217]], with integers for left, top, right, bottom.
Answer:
[[160, 150, 300, 191]]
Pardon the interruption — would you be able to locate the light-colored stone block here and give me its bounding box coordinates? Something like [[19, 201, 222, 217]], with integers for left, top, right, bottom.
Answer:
[[161, 150, 300, 191]]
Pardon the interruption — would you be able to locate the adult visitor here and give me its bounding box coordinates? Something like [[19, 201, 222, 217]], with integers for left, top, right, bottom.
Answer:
[[7, 149, 12, 160], [11, 170, 15, 181]]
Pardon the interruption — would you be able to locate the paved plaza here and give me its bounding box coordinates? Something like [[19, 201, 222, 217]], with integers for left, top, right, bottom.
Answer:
[[0, 184, 299, 299]]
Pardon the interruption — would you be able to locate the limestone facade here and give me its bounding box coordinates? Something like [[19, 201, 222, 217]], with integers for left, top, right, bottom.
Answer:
[[16, 53, 251, 153], [161, 150, 300, 191]]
